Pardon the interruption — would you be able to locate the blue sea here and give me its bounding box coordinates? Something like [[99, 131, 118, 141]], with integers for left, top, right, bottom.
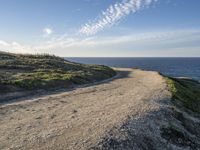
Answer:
[[66, 58, 200, 81]]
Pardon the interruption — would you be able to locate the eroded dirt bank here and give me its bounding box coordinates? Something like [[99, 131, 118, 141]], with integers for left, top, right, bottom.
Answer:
[[0, 68, 199, 150]]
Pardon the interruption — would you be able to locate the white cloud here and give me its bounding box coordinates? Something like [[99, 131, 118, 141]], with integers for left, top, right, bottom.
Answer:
[[1, 29, 200, 57], [0, 40, 34, 54], [43, 28, 53, 36], [0, 40, 10, 46], [34, 29, 200, 57], [79, 0, 158, 35]]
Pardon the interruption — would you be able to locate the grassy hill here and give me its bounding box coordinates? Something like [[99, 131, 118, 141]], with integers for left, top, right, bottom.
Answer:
[[166, 77, 200, 113], [0, 52, 116, 94]]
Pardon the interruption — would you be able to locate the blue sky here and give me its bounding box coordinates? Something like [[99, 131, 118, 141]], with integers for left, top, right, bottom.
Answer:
[[0, 0, 200, 57]]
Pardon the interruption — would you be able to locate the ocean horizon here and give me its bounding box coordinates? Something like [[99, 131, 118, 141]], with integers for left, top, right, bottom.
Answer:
[[66, 57, 200, 81]]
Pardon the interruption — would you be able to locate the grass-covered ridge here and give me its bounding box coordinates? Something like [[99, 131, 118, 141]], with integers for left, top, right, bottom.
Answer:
[[163, 77, 200, 148], [166, 77, 200, 113], [0, 52, 116, 93]]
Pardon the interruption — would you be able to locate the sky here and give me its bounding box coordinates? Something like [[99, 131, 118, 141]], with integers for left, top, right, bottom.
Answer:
[[0, 0, 200, 57]]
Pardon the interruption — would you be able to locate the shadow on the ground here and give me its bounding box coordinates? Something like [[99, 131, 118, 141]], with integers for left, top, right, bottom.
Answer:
[[0, 69, 132, 105], [91, 98, 200, 150]]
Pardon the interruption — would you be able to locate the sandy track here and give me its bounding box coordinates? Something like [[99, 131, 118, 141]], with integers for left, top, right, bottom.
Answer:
[[0, 68, 171, 150]]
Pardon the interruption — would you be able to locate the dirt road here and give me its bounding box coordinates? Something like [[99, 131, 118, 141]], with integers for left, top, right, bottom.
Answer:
[[0, 68, 171, 150]]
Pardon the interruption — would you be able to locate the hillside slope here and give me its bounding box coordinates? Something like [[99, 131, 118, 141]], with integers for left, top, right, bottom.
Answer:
[[0, 52, 116, 100]]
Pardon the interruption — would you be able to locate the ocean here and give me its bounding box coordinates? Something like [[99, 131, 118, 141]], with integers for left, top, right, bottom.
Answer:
[[66, 57, 200, 81]]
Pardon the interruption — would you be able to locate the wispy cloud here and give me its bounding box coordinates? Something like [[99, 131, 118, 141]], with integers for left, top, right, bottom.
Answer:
[[43, 27, 53, 36], [0, 40, 10, 46], [79, 0, 158, 35], [0, 40, 32, 53], [1, 29, 200, 57]]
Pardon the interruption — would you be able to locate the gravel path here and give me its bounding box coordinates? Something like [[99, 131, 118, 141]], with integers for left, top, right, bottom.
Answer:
[[0, 68, 172, 150]]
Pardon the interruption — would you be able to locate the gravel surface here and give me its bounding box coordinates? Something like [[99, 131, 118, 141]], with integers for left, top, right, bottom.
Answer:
[[0, 68, 176, 150]]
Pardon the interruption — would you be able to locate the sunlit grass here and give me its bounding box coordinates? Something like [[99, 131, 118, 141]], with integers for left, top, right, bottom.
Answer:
[[0, 52, 116, 92]]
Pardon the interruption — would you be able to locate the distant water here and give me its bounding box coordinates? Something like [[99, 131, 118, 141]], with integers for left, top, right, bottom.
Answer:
[[66, 57, 200, 81]]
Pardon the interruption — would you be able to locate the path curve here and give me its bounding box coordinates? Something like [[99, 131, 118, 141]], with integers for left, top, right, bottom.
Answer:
[[0, 68, 171, 150]]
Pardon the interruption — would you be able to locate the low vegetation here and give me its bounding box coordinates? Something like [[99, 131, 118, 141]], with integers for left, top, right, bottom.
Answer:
[[0, 52, 116, 94], [166, 77, 200, 113], [163, 77, 200, 148]]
